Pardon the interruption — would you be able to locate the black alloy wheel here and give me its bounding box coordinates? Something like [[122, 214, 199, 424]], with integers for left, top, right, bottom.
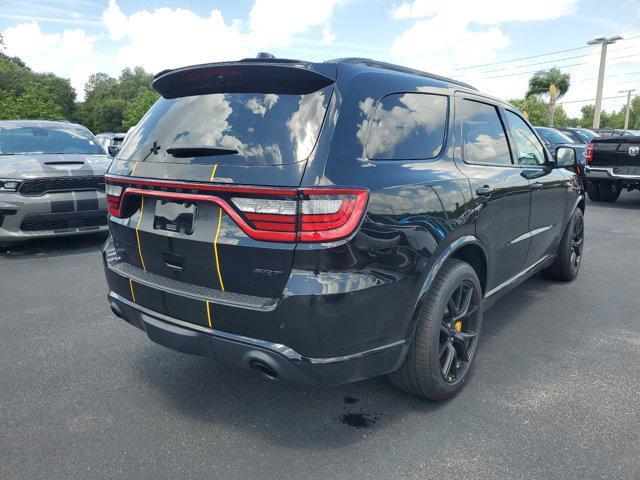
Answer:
[[570, 212, 584, 272], [388, 258, 483, 400], [439, 280, 480, 383]]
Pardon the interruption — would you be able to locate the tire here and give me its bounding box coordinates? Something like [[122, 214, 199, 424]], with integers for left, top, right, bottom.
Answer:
[[586, 181, 601, 201], [541, 208, 584, 282], [389, 259, 483, 401], [598, 181, 621, 203]]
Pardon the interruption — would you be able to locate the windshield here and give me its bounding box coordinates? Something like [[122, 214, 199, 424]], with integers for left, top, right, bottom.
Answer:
[[0, 124, 103, 155], [575, 129, 599, 142], [118, 86, 333, 166], [536, 128, 574, 145]]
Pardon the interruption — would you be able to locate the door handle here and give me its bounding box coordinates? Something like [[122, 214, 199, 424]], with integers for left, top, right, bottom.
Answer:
[[476, 186, 494, 197], [531, 182, 544, 191]]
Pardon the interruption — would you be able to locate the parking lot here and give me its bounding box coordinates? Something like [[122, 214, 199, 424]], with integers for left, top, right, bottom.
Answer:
[[1, 192, 639, 480]]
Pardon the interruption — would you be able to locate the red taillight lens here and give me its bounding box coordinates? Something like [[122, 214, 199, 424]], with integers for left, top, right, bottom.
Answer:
[[105, 176, 368, 243], [586, 143, 593, 165], [106, 184, 123, 216], [232, 189, 368, 242]]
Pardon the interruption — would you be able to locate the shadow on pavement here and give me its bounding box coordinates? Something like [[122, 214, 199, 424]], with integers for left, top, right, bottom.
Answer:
[[0, 232, 107, 259], [129, 272, 557, 449]]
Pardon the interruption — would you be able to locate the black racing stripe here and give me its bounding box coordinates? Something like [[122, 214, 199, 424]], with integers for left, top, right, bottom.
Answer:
[[50, 198, 74, 213], [75, 191, 99, 211]]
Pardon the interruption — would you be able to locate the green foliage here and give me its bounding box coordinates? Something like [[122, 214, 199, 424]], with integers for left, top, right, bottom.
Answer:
[[0, 54, 157, 133], [0, 52, 76, 121], [526, 68, 571, 127], [123, 90, 159, 129], [526, 68, 571, 99], [80, 66, 158, 133], [510, 95, 549, 125], [577, 101, 639, 130]]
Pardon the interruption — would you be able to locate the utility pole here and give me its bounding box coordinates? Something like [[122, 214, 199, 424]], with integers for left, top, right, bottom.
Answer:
[[618, 89, 636, 130], [587, 35, 622, 129]]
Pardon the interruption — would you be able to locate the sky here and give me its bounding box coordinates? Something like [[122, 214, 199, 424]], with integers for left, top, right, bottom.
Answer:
[[0, 0, 639, 117]]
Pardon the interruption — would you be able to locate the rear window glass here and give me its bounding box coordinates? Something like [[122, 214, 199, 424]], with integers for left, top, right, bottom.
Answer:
[[365, 93, 448, 160], [117, 86, 333, 166], [0, 125, 103, 155]]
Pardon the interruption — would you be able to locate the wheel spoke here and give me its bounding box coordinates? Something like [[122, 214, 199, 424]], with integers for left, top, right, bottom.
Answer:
[[439, 339, 451, 358], [441, 342, 456, 378], [452, 334, 473, 361]]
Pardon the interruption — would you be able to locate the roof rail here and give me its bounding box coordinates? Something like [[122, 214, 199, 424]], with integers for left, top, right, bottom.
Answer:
[[328, 57, 477, 91]]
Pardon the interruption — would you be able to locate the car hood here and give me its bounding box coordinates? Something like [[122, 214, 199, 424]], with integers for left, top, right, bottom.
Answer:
[[0, 153, 111, 179]]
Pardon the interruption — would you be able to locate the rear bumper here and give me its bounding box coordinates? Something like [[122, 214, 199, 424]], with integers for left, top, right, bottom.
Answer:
[[585, 167, 640, 181], [108, 291, 407, 384]]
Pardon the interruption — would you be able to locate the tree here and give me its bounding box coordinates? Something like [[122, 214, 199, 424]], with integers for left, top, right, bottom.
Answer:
[[0, 52, 76, 121], [123, 90, 159, 129], [510, 95, 549, 126], [526, 68, 571, 127], [79, 67, 157, 132]]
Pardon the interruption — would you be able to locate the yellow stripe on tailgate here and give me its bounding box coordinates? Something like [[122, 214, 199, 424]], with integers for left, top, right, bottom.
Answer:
[[135, 196, 147, 271]]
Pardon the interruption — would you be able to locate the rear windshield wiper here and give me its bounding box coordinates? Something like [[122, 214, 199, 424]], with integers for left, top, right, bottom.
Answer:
[[166, 145, 239, 158]]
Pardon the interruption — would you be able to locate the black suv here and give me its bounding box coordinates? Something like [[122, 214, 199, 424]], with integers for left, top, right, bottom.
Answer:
[[102, 57, 585, 400]]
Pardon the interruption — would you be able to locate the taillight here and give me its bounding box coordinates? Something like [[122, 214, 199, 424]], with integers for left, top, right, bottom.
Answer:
[[585, 143, 593, 165], [231, 189, 368, 242], [105, 176, 368, 243], [106, 183, 123, 216]]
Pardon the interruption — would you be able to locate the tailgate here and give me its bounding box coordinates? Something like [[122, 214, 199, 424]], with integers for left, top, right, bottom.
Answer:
[[105, 61, 335, 299], [591, 136, 640, 170]]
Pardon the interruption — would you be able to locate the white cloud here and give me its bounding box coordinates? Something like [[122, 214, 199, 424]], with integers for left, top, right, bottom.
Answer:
[[103, 0, 127, 41], [321, 25, 336, 45], [390, 0, 579, 76], [1, 0, 344, 100], [249, 0, 341, 46], [105, 0, 343, 75], [388, 0, 588, 114], [2, 21, 99, 98]]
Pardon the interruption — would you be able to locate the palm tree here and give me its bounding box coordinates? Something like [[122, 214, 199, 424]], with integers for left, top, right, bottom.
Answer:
[[526, 68, 570, 127]]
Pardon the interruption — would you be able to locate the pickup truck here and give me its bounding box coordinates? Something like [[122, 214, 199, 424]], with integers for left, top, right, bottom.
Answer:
[[585, 135, 640, 202]]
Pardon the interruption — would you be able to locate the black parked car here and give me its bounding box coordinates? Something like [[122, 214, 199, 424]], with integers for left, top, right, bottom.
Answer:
[[556, 127, 599, 144], [95, 132, 127, 157], [102, 57, 585, 400], [535, 127, 588, 184], [594, 128, 640, 138]]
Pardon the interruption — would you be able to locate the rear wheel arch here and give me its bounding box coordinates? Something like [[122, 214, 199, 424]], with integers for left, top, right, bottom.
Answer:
[[403, 236, 488, 342], [450, 243, 487, 296]]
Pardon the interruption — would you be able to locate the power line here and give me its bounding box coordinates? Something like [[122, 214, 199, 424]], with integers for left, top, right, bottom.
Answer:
[[453, 45, 591, 71], [481, 53, 593, 73], [559, 94, 633, 104], [481, 45, 635, 74], [576, 70, 640, 82], [468, 54, 640, 80], [452, 33, 640, 72]]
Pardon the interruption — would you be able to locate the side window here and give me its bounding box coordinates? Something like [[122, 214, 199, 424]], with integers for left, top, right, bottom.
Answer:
[[460, 99, 512, 166], [505, 111, 546, 166], [365, 93, 448, 160]]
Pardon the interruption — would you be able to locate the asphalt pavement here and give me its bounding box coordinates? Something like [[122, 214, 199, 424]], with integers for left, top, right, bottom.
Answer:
[[1, 191, 639, 480]]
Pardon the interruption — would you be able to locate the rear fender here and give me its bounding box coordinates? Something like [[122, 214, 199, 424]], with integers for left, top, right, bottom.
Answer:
[[402, 235, 487, 341]]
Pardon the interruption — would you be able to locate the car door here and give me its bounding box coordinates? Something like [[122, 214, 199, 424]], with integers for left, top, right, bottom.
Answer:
[[454, 95, 532, 292], [503, 110, 567, 267]]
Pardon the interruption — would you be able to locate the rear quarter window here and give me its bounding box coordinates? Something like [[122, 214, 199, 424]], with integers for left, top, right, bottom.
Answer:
[[365, 92, 448, 160]]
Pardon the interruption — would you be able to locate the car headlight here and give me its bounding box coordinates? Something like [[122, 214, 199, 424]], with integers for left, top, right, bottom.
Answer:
[[0, 179, 21, 192]]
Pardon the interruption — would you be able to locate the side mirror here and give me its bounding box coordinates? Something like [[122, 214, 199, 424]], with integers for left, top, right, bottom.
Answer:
[[555, 146, 576, 167], [107, 145, 120, 158]]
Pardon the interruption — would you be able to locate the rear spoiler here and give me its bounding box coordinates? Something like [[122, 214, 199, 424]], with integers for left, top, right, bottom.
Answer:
[[153, 61, 336, 99]]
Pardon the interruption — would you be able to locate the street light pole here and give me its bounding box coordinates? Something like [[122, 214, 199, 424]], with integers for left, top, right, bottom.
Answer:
[[618, 89, 636, 130], [587, 35, 622, 129]]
